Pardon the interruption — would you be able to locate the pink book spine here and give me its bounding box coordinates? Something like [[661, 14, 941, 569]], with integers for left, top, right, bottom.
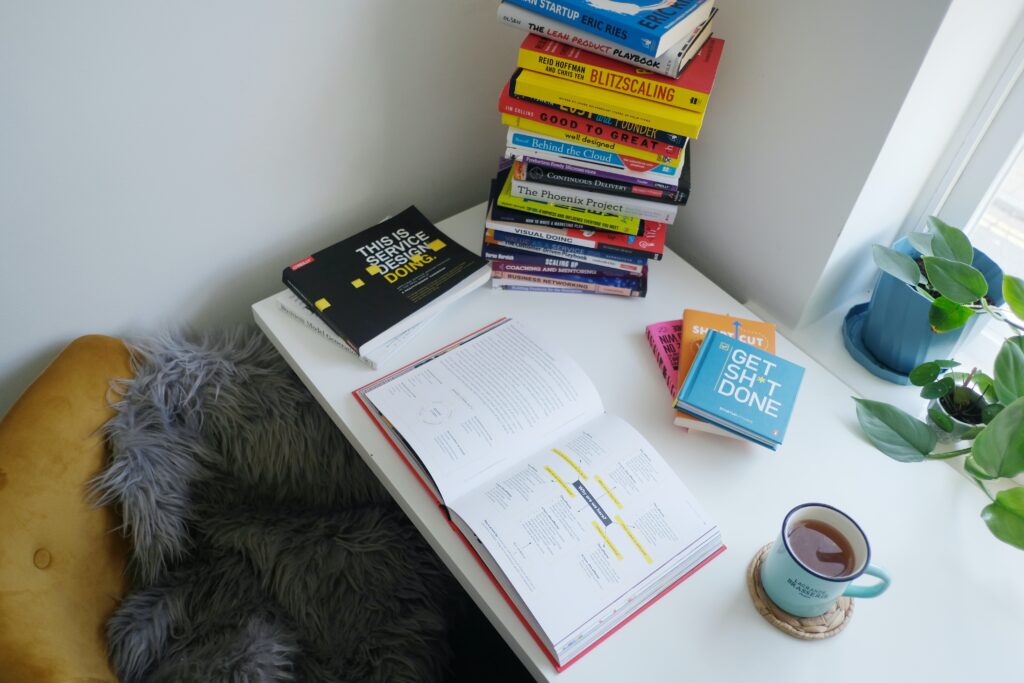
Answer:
[[645, 319, 683, 397]]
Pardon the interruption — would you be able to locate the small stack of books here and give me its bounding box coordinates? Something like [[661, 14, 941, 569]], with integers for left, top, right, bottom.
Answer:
[[647, 309, 805, 450], [485, 0, 722, 297]]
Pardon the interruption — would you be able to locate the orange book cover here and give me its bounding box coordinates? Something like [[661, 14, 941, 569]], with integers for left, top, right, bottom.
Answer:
[[673, 310, 776, 430]]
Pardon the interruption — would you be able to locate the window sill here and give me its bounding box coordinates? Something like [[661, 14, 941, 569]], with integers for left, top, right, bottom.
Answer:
[[781, 295, 1022, 487]]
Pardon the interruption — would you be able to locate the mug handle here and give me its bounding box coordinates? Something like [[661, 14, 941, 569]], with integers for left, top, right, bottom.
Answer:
[[842, 564, 891, 598]]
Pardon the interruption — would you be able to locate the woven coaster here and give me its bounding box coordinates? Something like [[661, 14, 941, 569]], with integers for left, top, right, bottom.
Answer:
[[747, 543, 854, 640]]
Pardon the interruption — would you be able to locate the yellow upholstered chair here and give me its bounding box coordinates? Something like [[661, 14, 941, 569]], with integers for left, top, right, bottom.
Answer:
[[0, 336, 132, 683]]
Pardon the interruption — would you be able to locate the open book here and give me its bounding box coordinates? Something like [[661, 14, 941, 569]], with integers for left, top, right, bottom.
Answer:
[[354, 318, 724, 670]]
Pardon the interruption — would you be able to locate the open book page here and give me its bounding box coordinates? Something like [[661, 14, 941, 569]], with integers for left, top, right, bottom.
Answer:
[[447, 413, 717, 654], [362, 319, 604, 503]]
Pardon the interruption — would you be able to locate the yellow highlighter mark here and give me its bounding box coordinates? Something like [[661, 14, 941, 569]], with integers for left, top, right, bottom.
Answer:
[[595, 475, 622, 510], [592, 521, 623, 560], [552, 448, 588, 480], [545, 465, 575, 498], [615, 515, 652, 564]]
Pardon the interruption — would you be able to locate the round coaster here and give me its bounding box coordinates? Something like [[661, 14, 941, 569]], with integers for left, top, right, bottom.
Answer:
[[747, 543, 854, 640]]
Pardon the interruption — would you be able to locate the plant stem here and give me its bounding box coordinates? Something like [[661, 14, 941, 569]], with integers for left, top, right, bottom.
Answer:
[[980, 298, 1024, 334], [972, 476, 996, 502], [926, 447, 972, 460]]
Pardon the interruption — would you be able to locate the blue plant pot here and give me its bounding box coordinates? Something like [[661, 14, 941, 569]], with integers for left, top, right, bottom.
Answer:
[[858, 238, 1004, 377]]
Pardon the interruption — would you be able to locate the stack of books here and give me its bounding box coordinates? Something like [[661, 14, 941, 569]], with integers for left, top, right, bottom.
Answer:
[[485, 0, 723, 297], [648, 309, 805, 450]]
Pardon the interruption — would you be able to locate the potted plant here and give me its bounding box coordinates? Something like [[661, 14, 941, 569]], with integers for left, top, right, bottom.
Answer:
[[915, 362, 998, 442], [843, 217, 1005, 382], [853, 266, 1024, 550]]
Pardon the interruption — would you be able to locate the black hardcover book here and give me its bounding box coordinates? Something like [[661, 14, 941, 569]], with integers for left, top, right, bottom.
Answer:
[[282, 206, 490, 356]]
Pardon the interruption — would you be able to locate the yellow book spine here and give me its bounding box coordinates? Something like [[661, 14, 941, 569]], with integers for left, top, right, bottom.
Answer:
[[517, 50, 708, 113], [495, 171, 640, 235], [500, 114, 680, 167], [515, 69, 704, 140]]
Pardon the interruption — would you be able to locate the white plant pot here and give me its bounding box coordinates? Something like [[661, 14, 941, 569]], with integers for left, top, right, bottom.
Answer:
[[926, 398, 982, 445]]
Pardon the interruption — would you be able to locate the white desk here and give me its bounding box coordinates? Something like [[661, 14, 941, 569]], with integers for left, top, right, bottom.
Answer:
[[253, 203, 1024, 682]]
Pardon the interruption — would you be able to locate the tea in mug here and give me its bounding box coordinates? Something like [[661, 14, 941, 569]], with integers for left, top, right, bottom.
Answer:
[[787, 519, 856, 577]]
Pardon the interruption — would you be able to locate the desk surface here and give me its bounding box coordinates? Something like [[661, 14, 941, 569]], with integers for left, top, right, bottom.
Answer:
[[253, 202, 1024, 682]]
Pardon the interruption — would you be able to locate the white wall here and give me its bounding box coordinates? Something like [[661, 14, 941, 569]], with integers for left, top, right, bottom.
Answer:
[[0, 1, 521, 415], [802, 0, 1024, 327], [1, 1, 997, 417], [669, 0, 952, 327]]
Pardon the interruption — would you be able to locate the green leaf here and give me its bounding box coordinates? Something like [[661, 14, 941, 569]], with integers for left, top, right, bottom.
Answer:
[[982, 403, 1004, 424], [971, 396, 1024, 478], [923, 257, 989, 304], [965, 455, 997, 480], [994, 337, 1024, 405], [873, 245, 922, 286], [853, 398, 936, 462], [1003, 275, 1024, 320], [928, 216, 973, 264], [928, 408, 954, 432], [928, 296, 975, 332], [909, 361, 942, 386], [973, 371, 995, 397], [981, 487, 1024, 550], [908, 232, 934, 256], [921, 376, 955, 399]]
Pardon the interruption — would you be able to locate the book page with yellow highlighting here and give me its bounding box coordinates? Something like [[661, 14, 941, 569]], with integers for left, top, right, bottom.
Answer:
[[449, 413, 716, 652]]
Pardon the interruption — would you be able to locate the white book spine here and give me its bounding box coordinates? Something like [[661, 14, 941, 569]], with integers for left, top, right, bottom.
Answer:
[[510, 178, 678, 223], [486, 219, 599, 251], [497, 1, 706, 78], [275, 291, 372, 361]]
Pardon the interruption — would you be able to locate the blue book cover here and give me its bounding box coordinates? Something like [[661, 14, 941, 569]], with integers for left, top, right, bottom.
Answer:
[[503, 0, 710, 57], [508, 131, 680, 178], [675, 329, 804, 449]]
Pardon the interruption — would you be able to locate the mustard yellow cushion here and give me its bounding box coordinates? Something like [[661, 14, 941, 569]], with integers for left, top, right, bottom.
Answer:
[[0, 335, 132, 683]]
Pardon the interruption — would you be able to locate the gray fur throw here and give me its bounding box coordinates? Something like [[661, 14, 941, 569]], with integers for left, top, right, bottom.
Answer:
[[93, 327, 461, 682]]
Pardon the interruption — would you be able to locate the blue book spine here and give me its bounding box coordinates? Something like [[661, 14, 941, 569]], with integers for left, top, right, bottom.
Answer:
[[491, 230, 648, 268], [503, 0, 705, 56], [483, 244, 639, 278], [508, 132, 679, 177], [676, 330, 805, 447]]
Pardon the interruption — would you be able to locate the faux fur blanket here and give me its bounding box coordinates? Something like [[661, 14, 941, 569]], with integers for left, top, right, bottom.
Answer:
[[93, 328, 461, 682]]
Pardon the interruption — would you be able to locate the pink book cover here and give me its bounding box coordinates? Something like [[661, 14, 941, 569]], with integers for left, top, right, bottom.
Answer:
[[645, 319, 683, 396]]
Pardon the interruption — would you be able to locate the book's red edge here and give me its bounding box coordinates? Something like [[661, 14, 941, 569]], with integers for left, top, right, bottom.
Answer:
[[352, 317, 726, 673]]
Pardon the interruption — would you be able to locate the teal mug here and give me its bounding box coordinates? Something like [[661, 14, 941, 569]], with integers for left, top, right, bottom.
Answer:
[[760, 503, 891, 617]]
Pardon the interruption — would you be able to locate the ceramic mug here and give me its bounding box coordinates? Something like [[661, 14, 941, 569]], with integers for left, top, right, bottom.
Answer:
[[759, 503, 891, 617]]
